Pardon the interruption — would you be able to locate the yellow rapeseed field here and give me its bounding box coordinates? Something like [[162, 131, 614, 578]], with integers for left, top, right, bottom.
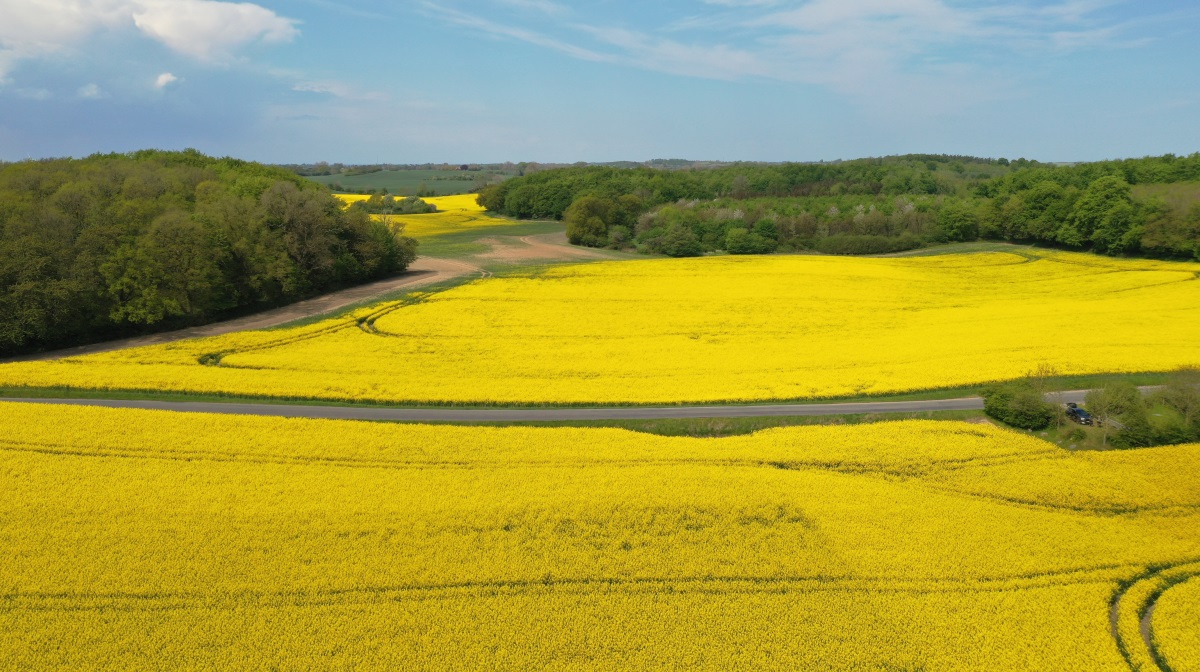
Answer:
[[1, 403, 1197, 670], [1153, 575, 1200, 671], [336, 192, 512, 239], [3, 250, 1198, 404]]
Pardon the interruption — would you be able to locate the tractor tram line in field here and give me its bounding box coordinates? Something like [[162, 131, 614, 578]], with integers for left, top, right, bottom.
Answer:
[[1110, 560, 1200, 672]]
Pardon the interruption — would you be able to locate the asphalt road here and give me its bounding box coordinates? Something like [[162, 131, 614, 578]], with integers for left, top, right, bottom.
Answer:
[[1, 389, 1107, 422]]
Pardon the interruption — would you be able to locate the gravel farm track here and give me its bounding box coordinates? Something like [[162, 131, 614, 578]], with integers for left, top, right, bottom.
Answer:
[[4, 229, 620, 364], [2, 256, 487, 363]]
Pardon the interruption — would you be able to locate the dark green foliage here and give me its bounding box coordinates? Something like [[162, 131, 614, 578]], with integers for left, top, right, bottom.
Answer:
[[349, 194, 437, 215], [477, 156, 995, 224], [982, 382, 1057, 430], [656, 225, 705, 257], [1084, 382, 1141, 421], [934, 202, 980, 242], [0, 150, 417, 356], [814, 234, 923, 255], [1111, 404, 1157, 448], [1063, 427, 1087, 443], [724, 227, 777, 255], [303, 168, 510, 197], [563, 195, 642, 247], [1068, 176, 1137, 252], [477, 154, 1200, 261]]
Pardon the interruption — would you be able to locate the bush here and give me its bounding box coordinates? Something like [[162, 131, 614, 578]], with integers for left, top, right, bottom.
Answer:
[[815, 234, 923, 255], [657, 225, 704, 257], [724, 228, 777, 254], [349, 195, 436, 215], [1112, 405, 1157, 448], [934, 203, 980, 242], [982, 382, 1057, 430]]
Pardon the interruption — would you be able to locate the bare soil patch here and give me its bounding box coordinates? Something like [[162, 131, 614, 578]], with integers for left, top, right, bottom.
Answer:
[[477, 233, 614, 263]]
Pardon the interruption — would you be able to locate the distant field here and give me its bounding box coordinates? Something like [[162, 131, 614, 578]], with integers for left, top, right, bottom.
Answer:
[[2, 403, 1198, 670], [337, 193, 507, 239], [307, 169, 501, 195], [2, 250, 1199, 405], [334, 193, 564, 257]]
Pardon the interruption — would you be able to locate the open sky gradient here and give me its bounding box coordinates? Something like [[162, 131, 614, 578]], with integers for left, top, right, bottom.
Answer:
[[1, 0, 1197, 163]]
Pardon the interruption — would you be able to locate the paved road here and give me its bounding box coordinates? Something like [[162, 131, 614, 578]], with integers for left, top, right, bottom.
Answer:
[[1, 389, 1110, 422]]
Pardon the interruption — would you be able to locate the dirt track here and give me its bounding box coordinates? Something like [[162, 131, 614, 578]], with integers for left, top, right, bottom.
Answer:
[[4, 230, 627, 363], [3, 256, 485, 362], [5, 227, 623, 363], [477, 232, 616, 263]]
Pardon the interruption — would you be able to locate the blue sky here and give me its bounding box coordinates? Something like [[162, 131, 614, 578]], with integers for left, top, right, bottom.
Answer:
[[1, 0, 1198, 163]]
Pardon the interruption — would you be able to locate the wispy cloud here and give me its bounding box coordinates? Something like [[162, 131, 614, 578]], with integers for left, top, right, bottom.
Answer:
[[493, 0, 568, 15], [293, 79, 388, 101], [77, 83, 104, 99], [423, 0, 1153, 114], [574, 25, 771, 81], [417, 2, 614, 63]]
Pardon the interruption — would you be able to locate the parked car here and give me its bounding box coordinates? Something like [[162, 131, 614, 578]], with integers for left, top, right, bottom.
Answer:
[[1065, 402, 1093, 425]]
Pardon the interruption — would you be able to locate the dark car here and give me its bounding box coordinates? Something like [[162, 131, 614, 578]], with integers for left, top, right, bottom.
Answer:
[[1065, 403, 1093, 425]]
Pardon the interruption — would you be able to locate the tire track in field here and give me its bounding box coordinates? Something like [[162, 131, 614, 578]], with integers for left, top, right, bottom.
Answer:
[[0, 565, 1135, 613], [7, 437, 1195, 517], [1109, 561, 1200, 672], [2, 257, 477, 363]]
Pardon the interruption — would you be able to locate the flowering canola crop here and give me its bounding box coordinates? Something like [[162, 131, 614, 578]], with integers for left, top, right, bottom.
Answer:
[[337, 192, 511, 239], [3, 250, 1199, 404], [1, 403, 1197, 670], [1152, 575, 1200, 671]]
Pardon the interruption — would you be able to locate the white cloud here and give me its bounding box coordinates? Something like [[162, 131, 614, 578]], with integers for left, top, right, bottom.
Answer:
[[0, 0, 299, 79], [154, 71, 178, 88], [77, 82, 104, 98], [132, 0, 299, 60]]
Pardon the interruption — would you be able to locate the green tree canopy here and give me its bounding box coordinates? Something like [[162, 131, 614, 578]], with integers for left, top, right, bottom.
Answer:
[[0, 150, 417, 356]]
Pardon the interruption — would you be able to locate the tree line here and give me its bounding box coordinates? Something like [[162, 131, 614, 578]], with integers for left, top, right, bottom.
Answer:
[[983, 368, 1200, 450], [476, 154, 1200, 259], [0, 149, 417, 356], [349, 194, 438, 215]]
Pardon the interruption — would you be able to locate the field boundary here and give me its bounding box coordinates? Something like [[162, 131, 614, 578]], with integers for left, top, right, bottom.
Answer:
[[0, 388, 1136, 422]]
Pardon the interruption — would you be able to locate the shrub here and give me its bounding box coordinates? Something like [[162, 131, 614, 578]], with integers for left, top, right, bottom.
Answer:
[[815, 234, 923, 255], [982, 383, 1057, 430], [724, 228, 777, 254], [658, 225, 704, 257], [1112, 405, 1157, 448]]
